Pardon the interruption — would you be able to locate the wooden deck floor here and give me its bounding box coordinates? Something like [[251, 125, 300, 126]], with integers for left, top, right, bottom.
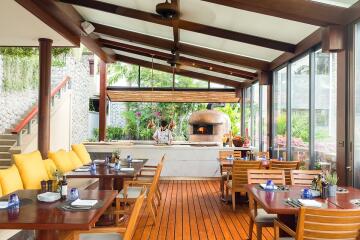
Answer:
[[133, 180, 274, 240]]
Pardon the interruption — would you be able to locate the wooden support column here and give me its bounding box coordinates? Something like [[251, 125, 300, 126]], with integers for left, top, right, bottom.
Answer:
[[38, 38, 52, 159], [99, 60, 107, 141]]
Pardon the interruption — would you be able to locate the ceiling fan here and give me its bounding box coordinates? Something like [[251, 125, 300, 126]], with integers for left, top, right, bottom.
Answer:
[[156, 0, 179, 19]]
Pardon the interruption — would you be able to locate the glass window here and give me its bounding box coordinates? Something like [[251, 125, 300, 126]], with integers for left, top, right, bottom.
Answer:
[[273, 67, 287, 159], [140, 67, 173, 88], [175, 75, 209, 88], [314, 51, 337, 171], [252, 83, 260, 150], [244, 87, 252, 138], [291, 55, 310, 166], [261, 85, 268, 151], [108, 63, 139, 87], [354, 23, 360, 188]]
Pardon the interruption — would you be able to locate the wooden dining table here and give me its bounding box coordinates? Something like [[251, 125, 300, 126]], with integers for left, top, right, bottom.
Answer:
[[0, 189, 117, 240], [67, 160, 147, 191], [245, 184, 360, 236]]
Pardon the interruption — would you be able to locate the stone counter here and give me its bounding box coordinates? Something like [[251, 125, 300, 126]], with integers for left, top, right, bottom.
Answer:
[[84, 141, 252, 178]]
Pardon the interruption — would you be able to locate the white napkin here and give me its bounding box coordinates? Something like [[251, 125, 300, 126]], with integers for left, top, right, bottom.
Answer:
[[74, 168, 90, 172], [120, 167, 135, 171], [298, 199, 322, 208], [131, 159, 143, 163], [0, 202, 8, 209], [71, 199, 98, 207], [37, 192, 61, 202], [260, 184, 278, 190], [93, 159, 105, 163]]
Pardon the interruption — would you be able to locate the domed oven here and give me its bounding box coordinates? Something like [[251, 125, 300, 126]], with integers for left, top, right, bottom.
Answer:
[[188, 110, 230, 142]]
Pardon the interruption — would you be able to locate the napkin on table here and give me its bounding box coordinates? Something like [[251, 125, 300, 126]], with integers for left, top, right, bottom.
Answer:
[[298, 199, 322, 208], [71, 199, 98, 207]]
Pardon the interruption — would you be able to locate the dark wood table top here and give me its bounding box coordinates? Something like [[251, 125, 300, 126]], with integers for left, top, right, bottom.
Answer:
[[245, 184, 342, 215], [66, 161, 146, 179], [0, 190, 117, 230], [328, 187, 360, 209]]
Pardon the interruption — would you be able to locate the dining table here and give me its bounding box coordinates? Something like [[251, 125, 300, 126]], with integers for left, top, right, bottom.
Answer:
[[67, 159, 148, 191], [245, 184, 360, 236], [0, 189, 117, 240]]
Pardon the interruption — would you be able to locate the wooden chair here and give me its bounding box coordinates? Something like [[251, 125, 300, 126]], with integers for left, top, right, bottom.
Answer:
[[225, 161, 262, 210], [290, 170, 322, 186], [274, 207, 360, 240], [73, 190, 146, 240], [247, 169, 285, 240], [255, 151, 270, 159], [116, 162, 163, 224], [219, 150, 235, 199], [269, 160, 300, 185]]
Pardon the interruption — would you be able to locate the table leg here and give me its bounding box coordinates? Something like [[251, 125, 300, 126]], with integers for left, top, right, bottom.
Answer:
[[277, 214, 296, 237], [113, 178, 124, 192]]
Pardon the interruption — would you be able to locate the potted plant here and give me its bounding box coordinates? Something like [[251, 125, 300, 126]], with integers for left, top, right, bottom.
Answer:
[[325, 171, 338, 197]]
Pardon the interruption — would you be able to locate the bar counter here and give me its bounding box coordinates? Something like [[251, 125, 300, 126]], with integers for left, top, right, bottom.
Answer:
[[84, 141, 252, 178]]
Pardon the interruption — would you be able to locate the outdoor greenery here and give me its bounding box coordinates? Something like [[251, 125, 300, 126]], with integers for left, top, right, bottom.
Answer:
[[93, 62, 241, 141], [0, 47, 71, 92]]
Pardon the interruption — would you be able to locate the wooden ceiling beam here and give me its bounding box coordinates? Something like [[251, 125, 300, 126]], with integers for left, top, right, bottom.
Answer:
[[115, 54, 245, 88], [16, 0, 114, 62], [270, 28, 322, 70], [99, 39, 257, 79], [201, 0, 345, 26], [57, 0, 295, 52], [341, 1, 360, 25], [93, 23, 270, 70]]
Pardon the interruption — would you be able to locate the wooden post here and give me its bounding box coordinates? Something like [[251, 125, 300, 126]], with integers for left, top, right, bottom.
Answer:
[[99, 60, 107, 141], [38, 38, 52, 158]]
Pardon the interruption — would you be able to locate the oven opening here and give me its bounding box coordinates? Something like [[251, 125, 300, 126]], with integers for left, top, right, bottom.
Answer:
[[193, 124, 213, 135]]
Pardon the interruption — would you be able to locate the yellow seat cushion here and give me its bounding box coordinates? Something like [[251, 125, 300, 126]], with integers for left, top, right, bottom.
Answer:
[[0, 183, 2, 197], [68, 151, 83, 169], [0, 165, 24, 195], [13, 150, 49, 189], [71, 144, 91, 164], [48, 149, 75, 174], [44, 159, 58, 180]]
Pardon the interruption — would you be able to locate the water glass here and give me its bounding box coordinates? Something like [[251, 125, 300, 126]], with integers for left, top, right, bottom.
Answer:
[[114, 162, 120, 171], [90, 162, 96, 171], [302, 188, 313, 199], [126, 155, 132, 162], [8, 194, 20, 208], [69, 188, 79, 201], [265, 180, 274, 191]]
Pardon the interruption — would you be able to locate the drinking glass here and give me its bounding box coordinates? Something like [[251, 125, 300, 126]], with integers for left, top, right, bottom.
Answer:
[[8, 194, 20, 208], [69, 188, 79, 201], [265, 180, 274, 191], [302, 188, 313, 199]]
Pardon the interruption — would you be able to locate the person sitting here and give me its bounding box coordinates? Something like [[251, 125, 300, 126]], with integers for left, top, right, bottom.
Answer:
[[153, 120, 173, 145]]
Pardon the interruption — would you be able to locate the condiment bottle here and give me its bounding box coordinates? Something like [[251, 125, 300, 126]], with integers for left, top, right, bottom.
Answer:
[[60, 175, 68, 200]]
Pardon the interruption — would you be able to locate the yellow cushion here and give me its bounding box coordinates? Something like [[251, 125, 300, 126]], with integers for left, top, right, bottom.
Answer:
[[48, 149, 75, 174], [0, 165, 24, 195], [0, 183, 2, 197], [13, 150, 49, 189], [44, 159, 58, 180], [68, 151, 83, 169], [71, 144, 91, 164]]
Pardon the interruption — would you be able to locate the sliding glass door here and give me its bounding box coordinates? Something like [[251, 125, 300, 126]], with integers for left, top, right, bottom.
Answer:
[[354, 23, 360, 188]]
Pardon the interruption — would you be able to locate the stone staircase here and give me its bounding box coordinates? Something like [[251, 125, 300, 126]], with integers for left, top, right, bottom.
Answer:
[[0, 134, 18, 169]]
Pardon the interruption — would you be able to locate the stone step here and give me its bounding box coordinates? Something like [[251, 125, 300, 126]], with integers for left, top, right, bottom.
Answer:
[[0, 146, 10, 152], [0, 139, 16, 146], [0, 159, 12, 166], [0, 134, 17, 140], [0, 152, 11, 159]]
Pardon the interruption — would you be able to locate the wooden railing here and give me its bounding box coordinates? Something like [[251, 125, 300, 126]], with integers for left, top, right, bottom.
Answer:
[[11, 76, 71, 145]]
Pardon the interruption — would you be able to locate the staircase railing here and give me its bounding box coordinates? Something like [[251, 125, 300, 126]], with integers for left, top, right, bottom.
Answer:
[[11, 76, 71, 146]]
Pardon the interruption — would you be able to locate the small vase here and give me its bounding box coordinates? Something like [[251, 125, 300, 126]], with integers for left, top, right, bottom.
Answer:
[[328, 185, 337, 197]]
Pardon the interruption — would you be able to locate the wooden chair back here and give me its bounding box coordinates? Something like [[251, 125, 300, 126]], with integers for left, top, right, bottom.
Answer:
[[269, 160, 300, 185], [123, 191, 146, 240], [219, 150, 234, 159], [295, 207, 360, 240], [290, 170, 322, 186], [247, 169, 286, 185], [147, 163, 163, 202], [233, 150, 242, 158], [231, 161, 262, 189], [256, 151, 270, 159]]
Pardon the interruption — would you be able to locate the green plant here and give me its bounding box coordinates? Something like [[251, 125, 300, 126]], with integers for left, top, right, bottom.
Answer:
[[276, 113, 286, 136], [217, 104, 241, 135], [325, 171, 338, 185]]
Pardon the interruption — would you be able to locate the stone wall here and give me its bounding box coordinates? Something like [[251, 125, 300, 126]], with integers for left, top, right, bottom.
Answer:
[[0, 55, 93, 145]]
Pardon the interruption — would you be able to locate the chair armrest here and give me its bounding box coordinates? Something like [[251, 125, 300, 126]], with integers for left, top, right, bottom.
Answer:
[[73, 227, 126, 236], [124, 180, 153, 187], [274, 219, 296, 240]]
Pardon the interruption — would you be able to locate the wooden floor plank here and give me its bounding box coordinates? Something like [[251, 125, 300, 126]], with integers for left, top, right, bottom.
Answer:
[[133, 180, 275, 240]]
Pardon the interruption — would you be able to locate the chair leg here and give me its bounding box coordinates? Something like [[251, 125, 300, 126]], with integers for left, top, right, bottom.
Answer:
[[157, 187, 162, 200], [225, 186, 229, 203], [220, 177, 224, 197], [256, 224, 262, 240], [149, 203, 157, 223], [247, 218, 254, 240], [232, 191, 236, 211]]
